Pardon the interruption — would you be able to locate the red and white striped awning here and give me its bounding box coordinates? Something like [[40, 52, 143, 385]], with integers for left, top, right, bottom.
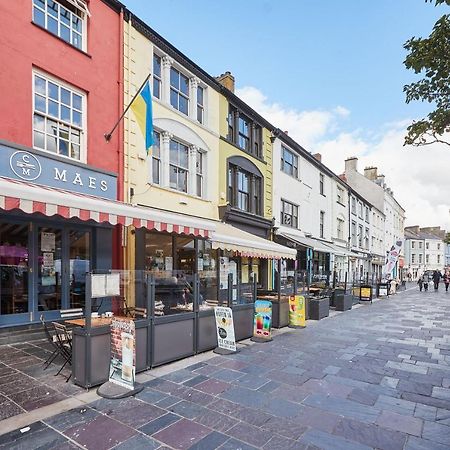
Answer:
[[0, 177, 214, 238]]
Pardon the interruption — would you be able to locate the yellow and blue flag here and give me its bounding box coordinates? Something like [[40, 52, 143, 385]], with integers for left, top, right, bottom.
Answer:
[[131, 80, 154, 153]]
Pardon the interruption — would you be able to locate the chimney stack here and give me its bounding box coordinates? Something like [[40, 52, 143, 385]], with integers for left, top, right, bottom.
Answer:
[[313, 153, 322, 162], [376, 174, 385, 187], [215, 71, 235, 93], [364, 166, 378, 181], [345, 157, 358, 172]]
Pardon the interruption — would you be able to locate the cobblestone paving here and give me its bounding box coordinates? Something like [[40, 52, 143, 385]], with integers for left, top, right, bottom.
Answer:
[[3, 286, 450, 449]]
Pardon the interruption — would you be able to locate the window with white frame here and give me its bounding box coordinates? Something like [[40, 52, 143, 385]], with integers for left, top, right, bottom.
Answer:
[[196, 150, 204, 197], [438, 243, 441, 250], [438, 254, 441, 264], [358, 202, 363, 219], [153, 54, 162, 99], [170, 67, 189, 115], [32, 0, 88, 50], [365, 207, 369, 223], [337, 218, 344, 239], [351, 197, 356, 215], [152, 131, 161, 185], [419, 253, 423, 263], [426, 242, 429, 250], [351, 221, 357, 246], [281, 146, 298, 178], [320, 211, 325, 238], [358, 224, 363, 247], [365, 227, 369, 249], [426, 254, 429, 264], [419, 241, 423, 249], [197, 86, 204, 124], [412, 254, 416, 263], [319, 173, 324, 195], [412, 241, 415, 249], [281, 200, 298, 228], [337, 186, 344, 204], [33, 72, 84, 160], [169, 139, 189, 192]]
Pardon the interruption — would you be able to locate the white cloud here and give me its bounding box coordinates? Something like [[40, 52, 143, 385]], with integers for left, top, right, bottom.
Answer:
[[236, 85, 450, 230]]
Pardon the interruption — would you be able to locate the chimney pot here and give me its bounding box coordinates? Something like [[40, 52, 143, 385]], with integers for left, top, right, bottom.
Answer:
[[215, 71, 235, 93]]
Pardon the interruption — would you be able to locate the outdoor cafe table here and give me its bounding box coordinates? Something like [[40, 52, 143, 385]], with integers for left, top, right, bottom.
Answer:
[[65, 317, 114, 328]]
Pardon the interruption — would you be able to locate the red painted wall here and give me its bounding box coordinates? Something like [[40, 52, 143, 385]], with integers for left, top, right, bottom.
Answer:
[[0, 0, 122, 180]]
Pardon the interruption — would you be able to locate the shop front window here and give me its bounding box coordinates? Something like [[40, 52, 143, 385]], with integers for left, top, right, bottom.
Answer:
[[198, 240, 219, 308], [0, 222, 29, 315]]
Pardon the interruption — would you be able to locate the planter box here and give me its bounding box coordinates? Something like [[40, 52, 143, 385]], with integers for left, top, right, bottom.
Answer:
[[272, 298, 289, 328], [309, 297, 329, 320], [335, 293, 353, 311]]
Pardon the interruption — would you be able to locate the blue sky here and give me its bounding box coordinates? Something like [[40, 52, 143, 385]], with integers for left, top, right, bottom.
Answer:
[[122, 0, 443, 134]]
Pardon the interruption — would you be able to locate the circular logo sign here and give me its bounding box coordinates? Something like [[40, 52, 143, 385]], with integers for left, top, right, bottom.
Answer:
[[218, 327, 227, 339], [10, 151, 42, 181]]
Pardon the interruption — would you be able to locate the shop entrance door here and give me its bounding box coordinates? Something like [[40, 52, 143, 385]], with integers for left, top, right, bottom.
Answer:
[[37, 226, 90, 321], [0, 221, 31, 325]]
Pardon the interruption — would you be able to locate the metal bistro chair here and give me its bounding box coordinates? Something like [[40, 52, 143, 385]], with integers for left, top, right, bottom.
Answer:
[[52, 322, 73, 382], [40, 315, 60, 370]]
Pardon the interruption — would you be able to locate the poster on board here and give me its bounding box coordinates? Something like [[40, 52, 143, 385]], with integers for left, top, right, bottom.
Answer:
[[252, 300, 272, 341], [289, 295, 306, 328], [109, 317, 136, 390], [41, 232, 55, 252], [214, 306, 236, 352]]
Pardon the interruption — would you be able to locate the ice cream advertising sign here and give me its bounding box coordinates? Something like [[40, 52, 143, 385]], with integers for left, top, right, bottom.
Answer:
[[109, 317, 136, 390], [253, 300, 272, 341], [214, 306, 236, 352]]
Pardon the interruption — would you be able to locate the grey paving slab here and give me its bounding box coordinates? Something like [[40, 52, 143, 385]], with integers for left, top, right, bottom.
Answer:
[[299, 429, 373, 450], [376, 409, 423, 436]]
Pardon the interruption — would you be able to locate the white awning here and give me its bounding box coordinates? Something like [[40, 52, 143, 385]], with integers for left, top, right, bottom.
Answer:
[[326, 243, 353, 257], [0, 177, 215, 237], [280, 232, 333, 254], [211, 222, 297, 260]]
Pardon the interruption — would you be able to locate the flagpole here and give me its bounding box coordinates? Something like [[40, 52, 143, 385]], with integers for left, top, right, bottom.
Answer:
[[104, 72, 152, 142]]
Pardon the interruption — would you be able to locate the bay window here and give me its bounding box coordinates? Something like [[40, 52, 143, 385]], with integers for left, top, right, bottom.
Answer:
[[227, 105, 262, 158], [228, 164, 262, 215]]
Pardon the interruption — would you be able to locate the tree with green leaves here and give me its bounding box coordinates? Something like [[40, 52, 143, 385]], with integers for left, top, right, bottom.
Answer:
[[403, 0, 450, 147]]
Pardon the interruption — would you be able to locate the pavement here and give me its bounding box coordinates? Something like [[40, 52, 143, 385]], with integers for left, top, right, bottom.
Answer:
[[2, 285, 450, 449]]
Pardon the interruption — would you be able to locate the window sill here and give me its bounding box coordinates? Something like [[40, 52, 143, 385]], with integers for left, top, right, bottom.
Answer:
[[336, 201, 346, 207], [31, 22, 92, 58], [320, 193, 326, 197], [281, 171, 301, 182], [220, 136, 266, 164], [146, 183, 211, 203]]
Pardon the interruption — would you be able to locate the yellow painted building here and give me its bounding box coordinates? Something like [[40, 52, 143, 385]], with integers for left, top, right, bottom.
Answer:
[[122, 15, 221, 277]]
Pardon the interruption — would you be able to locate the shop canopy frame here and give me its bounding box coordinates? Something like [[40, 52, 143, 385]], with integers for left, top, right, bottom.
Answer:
[[279, 232, 334, 254], [0, 177, 214, 238], [211, 222, 296, 260]]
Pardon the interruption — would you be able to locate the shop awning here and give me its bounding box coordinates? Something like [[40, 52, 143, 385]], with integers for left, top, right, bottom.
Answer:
[[325, 243, 353, 257], [211, 222, 297, 260], [279, 232, 333, 254], [0, 177, 214, 237]]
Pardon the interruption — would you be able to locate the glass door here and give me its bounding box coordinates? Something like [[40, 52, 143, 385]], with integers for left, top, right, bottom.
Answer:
[[69, 229, 90, 309], [37, 227, 63, 314], [0, 222, 30, 325]]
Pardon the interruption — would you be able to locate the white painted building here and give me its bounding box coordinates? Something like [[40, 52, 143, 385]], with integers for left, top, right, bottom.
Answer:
[[272, 131, 351, 281], [404, 226, 446, 278], [343, 158, 405, 277]]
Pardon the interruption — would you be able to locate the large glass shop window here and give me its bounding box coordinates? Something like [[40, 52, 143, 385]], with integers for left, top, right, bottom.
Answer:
[[198, 240, 218, 308], [0, 222, 29, 315], [38, 227, 62, 311]]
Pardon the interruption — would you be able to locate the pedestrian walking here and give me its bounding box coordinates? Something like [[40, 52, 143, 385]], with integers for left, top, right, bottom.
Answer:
[[432, 270, 442, 291], [418, 277, 423, 292], [444, 270, 450, 292]]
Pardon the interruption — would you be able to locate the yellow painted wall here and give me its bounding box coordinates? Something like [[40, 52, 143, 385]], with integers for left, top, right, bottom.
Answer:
[[218, 95, 273, 220], [123, 19, 221, 220]]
